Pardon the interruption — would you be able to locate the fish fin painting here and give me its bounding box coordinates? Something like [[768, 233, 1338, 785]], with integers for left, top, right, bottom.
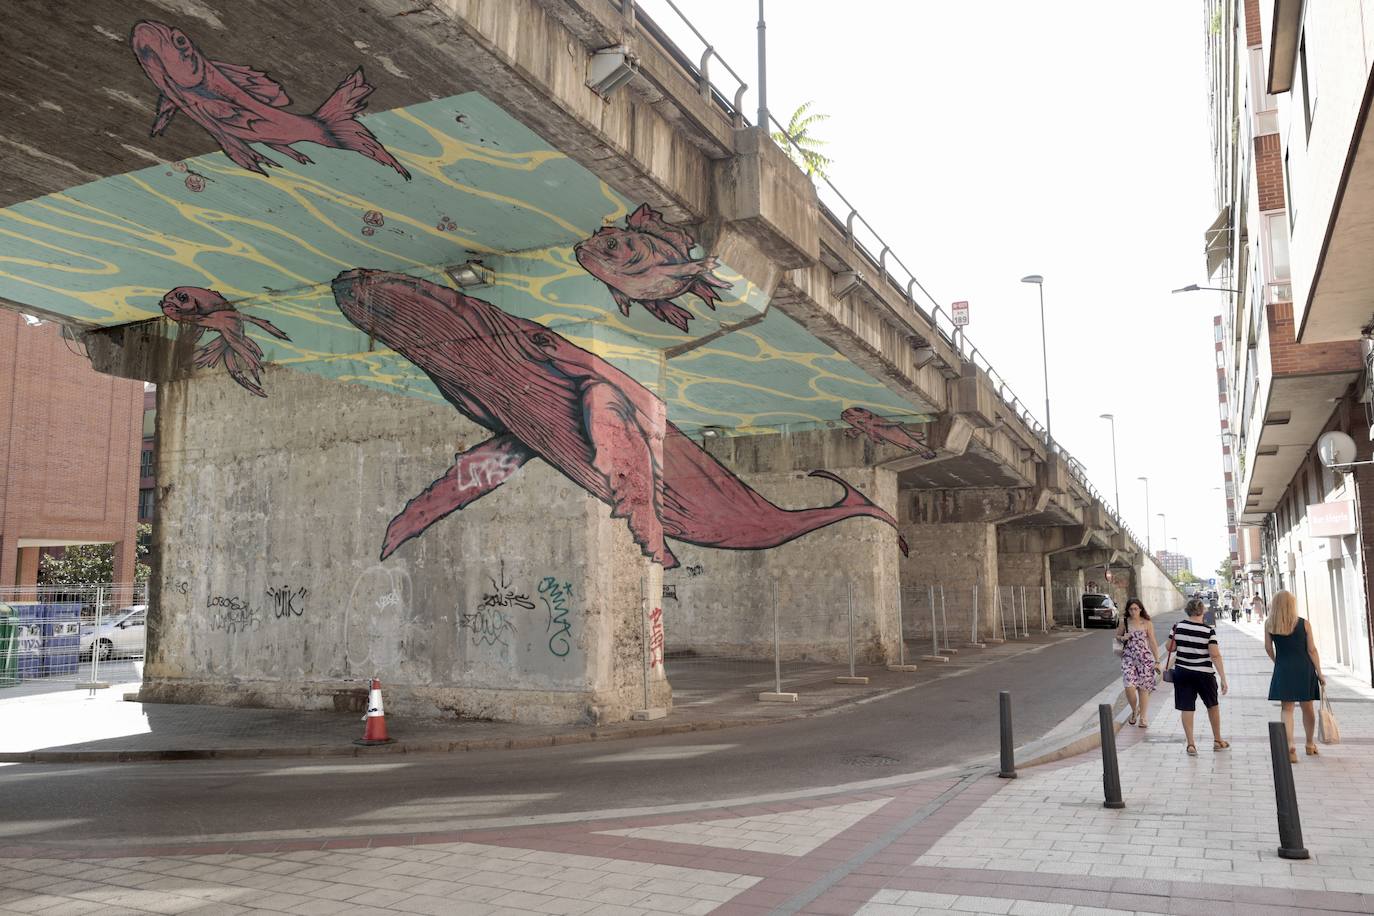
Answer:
[[573, 204, 731, 332], [331, 269, 907, 566], [841, 407, 938, 460], [129, 21, 411, 180], [161, 286, 291, 398]]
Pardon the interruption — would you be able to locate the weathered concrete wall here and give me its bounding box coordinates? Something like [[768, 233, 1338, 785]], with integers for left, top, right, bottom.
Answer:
[[1049, 558, 1085, 626], [142, 367, 669, 724], [1135, 558, 1186, 618], [663, 433, 902, 665], [899, 517, 998, 642]]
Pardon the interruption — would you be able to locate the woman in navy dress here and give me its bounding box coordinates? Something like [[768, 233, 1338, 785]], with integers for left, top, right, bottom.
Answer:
[[1265, 590, 1325, 762]]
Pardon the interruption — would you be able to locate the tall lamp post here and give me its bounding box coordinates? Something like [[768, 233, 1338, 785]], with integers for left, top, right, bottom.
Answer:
[[1158, 513, 1168, 557], [1137, 476, 1151, 554], [1100, 413, 1120, 517], [1020, 275, 1051, 444]]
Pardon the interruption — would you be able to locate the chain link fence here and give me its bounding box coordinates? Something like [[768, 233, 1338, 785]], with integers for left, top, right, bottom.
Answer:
[[0, 583, 147, 695]]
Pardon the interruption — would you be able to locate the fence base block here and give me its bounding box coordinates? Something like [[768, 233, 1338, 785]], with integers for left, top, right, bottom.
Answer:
[[920, 655, 950, 663], [834, 675, 869, 685], [631, 707, 667, 721], [963, 642, 986, 649], [984, 638, 1007, 644], [75, 683, 110, 690], [758, 691, 799, 703], [887, 664, 919, 672]]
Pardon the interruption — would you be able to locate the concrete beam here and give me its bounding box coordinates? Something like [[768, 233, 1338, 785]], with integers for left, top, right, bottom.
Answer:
[[908, 487, 1053, 525]]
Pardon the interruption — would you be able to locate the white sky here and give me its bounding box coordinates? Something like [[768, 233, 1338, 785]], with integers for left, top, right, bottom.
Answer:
[[640, 0, 1231, 577]]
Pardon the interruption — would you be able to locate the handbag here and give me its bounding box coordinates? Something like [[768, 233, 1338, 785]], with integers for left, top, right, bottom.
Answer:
[[1319, 685, 1341, 745], [1112, 629, 1125, 657], [1161, 645, 1175, 683]]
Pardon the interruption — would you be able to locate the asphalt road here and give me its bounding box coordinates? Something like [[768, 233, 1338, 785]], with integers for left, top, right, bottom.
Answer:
[[0, 618, 1178, 849]]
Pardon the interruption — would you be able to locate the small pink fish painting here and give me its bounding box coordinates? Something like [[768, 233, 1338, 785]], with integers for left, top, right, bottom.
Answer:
[[574, 204, 731, 332], [160, 287, 291, 397], [841, 408, 937, 460], [130, 21, 410, 180]]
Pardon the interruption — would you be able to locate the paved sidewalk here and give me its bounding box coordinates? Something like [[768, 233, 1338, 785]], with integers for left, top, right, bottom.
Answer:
[[0, 630, 1086, 762], [3, 618, 1369, 914]]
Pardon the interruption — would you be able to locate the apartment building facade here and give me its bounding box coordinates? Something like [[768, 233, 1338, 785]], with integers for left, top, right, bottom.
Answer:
[[1206, 0, 1374, 683]]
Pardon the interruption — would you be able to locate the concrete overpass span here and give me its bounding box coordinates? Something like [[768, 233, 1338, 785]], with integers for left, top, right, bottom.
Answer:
[[0, 0, 1179, 722]]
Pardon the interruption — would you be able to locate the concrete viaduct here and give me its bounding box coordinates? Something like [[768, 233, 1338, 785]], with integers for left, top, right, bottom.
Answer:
[[0, 0, 1179, 723]]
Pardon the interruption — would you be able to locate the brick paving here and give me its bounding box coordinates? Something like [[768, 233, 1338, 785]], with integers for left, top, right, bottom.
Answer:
[[2, 618, 1371, 914]]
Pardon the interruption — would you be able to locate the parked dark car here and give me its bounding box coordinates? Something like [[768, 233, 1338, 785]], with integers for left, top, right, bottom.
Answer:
[[1080, 593, 1118, 627]]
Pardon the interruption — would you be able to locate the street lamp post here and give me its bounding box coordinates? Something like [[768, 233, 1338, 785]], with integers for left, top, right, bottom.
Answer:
[[1158, 513, 1168, 556], [1138, 476, 1151, 554], [1100, 413, 1120, 517], [1021, 275, 1051, 444]]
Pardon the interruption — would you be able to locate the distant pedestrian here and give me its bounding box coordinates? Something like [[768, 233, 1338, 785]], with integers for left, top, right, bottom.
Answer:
[[1115, 598, 1160, 728], [1245, 597, 1252, 623], [1167, 597, 1230, 756], [1265, 590, 1325, 762], [1253, 593, 1266, 624]]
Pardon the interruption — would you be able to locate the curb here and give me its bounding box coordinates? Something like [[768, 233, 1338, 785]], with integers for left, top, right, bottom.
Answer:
[[0, 630, 1095, 765]]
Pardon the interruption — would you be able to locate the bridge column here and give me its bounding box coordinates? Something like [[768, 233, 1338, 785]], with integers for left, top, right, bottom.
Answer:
[[664, 429, 903, 666]]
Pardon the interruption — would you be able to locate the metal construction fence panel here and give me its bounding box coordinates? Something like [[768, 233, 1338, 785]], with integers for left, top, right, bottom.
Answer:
[[0, 583, 147, 695]]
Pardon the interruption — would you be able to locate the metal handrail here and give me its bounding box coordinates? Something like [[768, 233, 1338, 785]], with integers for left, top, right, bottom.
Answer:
[[618, 0, 1142, 553]]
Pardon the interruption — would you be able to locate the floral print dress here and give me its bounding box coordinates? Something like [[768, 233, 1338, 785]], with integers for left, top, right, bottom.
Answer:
[[1120, 628, 1156, 691]]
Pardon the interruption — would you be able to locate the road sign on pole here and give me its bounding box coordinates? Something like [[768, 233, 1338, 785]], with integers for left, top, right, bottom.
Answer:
[[952, 300, 970, 327], [1209, 577, 1217, 586]]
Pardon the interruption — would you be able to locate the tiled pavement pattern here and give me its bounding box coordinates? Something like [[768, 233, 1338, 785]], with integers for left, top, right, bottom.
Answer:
[[3, 618, 1371, 915]]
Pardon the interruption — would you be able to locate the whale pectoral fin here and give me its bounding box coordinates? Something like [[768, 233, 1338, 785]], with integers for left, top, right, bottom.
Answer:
[[380, 433, 535, 560], [583, 381, 669, 566]]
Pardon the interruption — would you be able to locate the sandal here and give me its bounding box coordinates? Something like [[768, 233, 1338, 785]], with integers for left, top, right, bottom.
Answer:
[[1186, 743, 1197, 756], [1137, 718, 1148, 728], [1306, 744, 1319, 756], [1288, 747, 1298, 763], [1213, 739, 1230, 752], [1127, 712, 1137, 726]]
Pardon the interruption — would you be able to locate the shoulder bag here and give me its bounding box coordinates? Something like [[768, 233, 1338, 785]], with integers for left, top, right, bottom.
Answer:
[[1319, 684, 1342, 745], [1112, 624, 1126, 657], [1161, 625, 1176, 683]]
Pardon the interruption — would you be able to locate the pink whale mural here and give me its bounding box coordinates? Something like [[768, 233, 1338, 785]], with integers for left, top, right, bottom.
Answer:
[[574, 204, 731, 332], [841, 407, 937, 460], [330, 269, 908, 567], [130, 21, 410, 180], [161, 287, 291, 397]]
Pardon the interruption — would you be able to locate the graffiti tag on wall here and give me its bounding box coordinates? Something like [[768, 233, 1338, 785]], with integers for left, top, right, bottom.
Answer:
[[480, 562, 534, 610], [648, 606, 664, 669], [459, 607, 517, 648], [538, 577, 574, 657], [266, 585, 308, 619]]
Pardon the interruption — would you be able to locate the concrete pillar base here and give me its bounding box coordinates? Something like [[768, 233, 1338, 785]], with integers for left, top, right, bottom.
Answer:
[[834, 675, 869, 685], [631, 708, 668, 721], [758, 691, 799, 702]]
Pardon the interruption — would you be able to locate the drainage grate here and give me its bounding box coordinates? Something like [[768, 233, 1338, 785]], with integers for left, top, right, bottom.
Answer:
[[842, 753, 900, 767]]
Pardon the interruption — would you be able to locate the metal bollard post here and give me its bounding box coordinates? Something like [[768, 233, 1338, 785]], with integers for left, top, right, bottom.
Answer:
[[1268, 721, 1310, 859], [1099, 704, 1125, 809], [998, 691, 1016, 778]]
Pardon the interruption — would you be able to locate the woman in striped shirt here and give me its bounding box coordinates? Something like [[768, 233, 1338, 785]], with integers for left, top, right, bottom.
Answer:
[[1167, 598, 1231, 756]]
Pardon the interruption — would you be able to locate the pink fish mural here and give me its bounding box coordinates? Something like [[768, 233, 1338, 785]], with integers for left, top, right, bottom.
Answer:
[[574, 204, 731, 332], [161, 287, 291, 398], [129, 21, 410, 180], [331, 269, 908, 566], [841, 407, 937, 460]]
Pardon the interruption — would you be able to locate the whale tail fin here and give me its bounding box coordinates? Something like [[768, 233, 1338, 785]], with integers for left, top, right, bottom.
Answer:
[[808, 469, 908, 557]]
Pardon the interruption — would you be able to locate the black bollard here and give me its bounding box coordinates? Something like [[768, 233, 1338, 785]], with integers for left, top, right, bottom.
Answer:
[[1099, 704, 1125, 809], [1268, 721, 1310, 859], [998, 690, 1016, 778]]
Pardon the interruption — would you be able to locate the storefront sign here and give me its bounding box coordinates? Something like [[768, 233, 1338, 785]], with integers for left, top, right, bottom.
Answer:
[[1308, 500, 1357, 538]]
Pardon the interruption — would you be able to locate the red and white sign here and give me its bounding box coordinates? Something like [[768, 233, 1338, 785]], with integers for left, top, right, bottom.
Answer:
[[1309, 500, 1357, 538], [951, 300, 970, 327]]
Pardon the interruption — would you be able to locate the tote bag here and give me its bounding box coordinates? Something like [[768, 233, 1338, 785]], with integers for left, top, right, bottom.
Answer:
[[1319, 685, 1342, 745]]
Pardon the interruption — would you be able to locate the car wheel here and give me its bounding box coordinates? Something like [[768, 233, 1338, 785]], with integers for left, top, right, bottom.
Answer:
[[96, 639, 113, 661]]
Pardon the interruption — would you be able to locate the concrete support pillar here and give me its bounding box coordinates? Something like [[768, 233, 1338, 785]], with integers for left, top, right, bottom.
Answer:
[[900, 519, 998, 642], [112, 539, 136, 587], [16, 546, 40, 596]]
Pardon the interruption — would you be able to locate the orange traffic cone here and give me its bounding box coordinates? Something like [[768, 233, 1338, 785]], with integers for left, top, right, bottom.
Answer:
[[353, 677, 396, 746]]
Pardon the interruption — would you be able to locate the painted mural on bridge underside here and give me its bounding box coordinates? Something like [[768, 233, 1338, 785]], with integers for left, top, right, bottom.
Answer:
[[841, 407, 938, 460], [129, 21, 410, 180], [161, 286, 290, 397], [330, 269, 909, 567]]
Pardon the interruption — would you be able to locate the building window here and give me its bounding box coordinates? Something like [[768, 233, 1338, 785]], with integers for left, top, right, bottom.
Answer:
[[140, 449, 154, 478], [1264, 212, 1291, 282], [1285, 150, 1296, 230], [138, 488, 155, 521], [142, 408, 156, 438], [1299, 31, 1317, 141]]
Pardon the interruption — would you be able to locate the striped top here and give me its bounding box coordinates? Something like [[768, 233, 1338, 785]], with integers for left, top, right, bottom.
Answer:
[[1171, 619, 1218, 672]]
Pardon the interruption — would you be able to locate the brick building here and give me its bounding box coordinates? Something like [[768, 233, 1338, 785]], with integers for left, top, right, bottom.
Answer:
[[1204, 0, 1374, 683], [1155, 550, 1193, 579], [0, 313, 143, 588]]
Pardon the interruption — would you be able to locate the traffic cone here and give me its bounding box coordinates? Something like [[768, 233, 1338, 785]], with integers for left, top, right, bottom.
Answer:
[[353, 677, 395, 746]]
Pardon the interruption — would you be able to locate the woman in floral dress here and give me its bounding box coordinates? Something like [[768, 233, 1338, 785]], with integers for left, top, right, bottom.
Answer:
[[1116, 597, 1161, 727]]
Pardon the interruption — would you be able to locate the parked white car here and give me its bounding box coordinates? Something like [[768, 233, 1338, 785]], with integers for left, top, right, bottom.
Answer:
[[79, 606, 147, 661]]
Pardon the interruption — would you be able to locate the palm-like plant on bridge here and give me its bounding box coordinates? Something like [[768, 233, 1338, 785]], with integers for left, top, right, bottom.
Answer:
[[772, 101, 832, 178]]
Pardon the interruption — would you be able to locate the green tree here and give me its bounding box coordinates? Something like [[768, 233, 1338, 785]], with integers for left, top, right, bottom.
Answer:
[[1215, 557, 1234, 589], [38, 524, 151, 585], [771, 101, 832, 178], [1173, 569, 1201, 587]]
